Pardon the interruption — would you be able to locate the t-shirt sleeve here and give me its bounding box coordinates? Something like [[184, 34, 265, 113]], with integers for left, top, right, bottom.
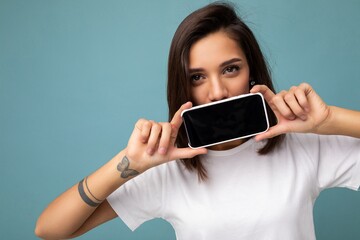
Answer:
[[107, 165, 165, 231], [298, 134, 360, 192]]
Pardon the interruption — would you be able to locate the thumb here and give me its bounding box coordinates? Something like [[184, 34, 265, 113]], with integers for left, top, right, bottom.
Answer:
[[255, 124, 287, 141], [170, 147, 208, 160]]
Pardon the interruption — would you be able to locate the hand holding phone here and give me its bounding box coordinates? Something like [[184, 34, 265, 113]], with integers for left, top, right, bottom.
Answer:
[[181, 93, 270, 148]]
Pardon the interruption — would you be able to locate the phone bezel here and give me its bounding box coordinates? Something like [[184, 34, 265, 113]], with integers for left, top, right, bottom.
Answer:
[[181, 92, 270, 149]]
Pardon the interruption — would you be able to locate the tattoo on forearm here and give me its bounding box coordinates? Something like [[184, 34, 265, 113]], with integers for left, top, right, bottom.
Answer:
[[117, 156, 140, 178], [85, 176, 102, 202], [78, 178, 101, 207]]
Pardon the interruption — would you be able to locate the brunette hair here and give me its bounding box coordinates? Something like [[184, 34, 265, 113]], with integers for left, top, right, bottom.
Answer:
[[167, 2, 284, 180]]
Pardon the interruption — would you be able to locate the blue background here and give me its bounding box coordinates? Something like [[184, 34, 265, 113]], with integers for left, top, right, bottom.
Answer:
[[1, 0, 359, 239]]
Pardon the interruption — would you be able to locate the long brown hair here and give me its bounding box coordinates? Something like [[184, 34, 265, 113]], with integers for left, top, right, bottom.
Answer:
[[167, 2, 284, 180]]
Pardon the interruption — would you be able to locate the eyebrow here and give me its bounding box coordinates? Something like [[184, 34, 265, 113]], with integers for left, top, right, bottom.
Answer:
[[188, 58, 243, 73]]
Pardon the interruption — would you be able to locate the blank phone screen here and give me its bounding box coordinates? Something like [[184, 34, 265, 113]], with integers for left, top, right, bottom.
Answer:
[[182, 94, 269, 148]]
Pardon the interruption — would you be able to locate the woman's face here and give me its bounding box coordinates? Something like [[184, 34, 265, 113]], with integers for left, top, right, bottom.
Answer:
[[189, 31, 250, 106]]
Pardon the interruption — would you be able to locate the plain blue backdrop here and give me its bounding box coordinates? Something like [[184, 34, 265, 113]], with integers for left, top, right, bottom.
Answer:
[[1, 0, 359, 239]]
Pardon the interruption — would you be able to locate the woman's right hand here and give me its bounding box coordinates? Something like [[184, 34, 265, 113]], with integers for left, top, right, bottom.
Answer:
[[35, 102, 207, 239], [125, 102, 207, 173]]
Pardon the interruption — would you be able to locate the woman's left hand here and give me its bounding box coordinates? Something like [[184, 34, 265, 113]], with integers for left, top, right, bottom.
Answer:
[[250, 83, 331, 140]]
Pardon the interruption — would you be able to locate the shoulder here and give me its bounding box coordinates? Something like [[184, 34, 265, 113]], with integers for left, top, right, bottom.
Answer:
[[276, 133, 360, 166], [282, 133, 360, 149]]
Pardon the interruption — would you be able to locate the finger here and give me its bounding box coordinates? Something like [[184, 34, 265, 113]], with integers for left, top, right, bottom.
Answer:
[[146, 122, 162, 155], [273, 91, 296, 120], [139, 120, 152, 143], [250, 85, 282, 118], [170, 101, 193, 138], [294, 87, 310, 112], [250, 84, 276, 104], [298, 82, 313, 95], [297, 83, 313, 112], [157, 122, 172, 155], [284, 91, 307, 121], [134, 119, 151, 143], [170, 147, 208, 160], [254, 124, 288, 141]]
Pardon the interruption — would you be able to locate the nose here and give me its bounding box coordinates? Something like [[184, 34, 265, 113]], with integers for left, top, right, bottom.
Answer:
[[208, 78, 229, 101]]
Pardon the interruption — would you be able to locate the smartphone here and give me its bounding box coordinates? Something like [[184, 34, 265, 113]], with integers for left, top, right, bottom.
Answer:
[[181, 93, 270, 149]]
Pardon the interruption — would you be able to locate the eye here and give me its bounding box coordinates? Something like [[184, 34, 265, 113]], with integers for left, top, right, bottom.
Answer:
[[223, 65, 240, 75], [190, 74, 204, 83]]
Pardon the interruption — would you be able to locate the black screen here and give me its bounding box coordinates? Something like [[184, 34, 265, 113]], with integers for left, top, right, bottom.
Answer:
[[182, 94, 269, 148]]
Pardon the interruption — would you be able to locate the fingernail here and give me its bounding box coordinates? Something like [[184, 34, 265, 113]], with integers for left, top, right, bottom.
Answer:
[[158, 147, 167, 155], [147, 148, 154, 155], [301, 115, 307, 121]]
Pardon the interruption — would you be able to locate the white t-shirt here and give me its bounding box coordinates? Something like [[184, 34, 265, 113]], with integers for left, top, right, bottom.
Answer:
[[107, 133, 360, 240]]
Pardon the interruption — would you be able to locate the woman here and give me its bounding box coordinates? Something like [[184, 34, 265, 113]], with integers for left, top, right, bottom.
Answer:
[[35, 3, 360, 239]]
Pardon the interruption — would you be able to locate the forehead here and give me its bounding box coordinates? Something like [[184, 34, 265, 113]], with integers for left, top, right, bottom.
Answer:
[[189, 31, 246, 67]]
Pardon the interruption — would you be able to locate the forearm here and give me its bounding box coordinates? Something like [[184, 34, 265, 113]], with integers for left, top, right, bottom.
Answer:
[[317, 106, 360, 138], [35, 149, 135, 239], [35, 104, 206, 239]]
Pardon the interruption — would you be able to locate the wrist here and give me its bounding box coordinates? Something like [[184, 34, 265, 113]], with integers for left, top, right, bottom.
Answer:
[[79, 149, 141, 204], [314, 106, 335, 135], [116, 152, 142, 179], [315, 106, 360, 137]]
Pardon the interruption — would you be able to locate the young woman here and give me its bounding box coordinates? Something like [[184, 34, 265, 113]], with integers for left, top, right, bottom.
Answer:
[[35, 3, 360, 239]]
